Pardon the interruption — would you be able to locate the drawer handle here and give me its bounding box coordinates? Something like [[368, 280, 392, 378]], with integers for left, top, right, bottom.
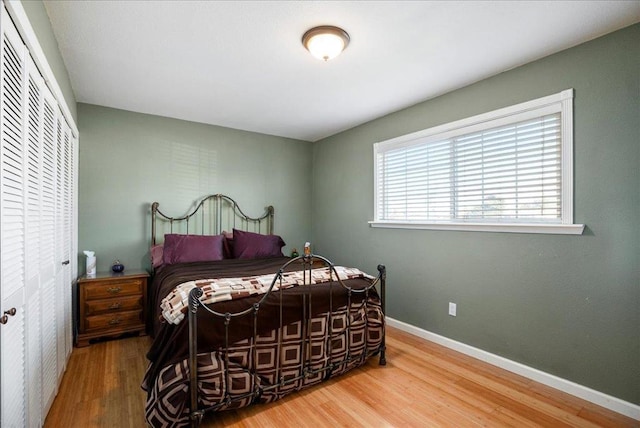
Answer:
[[107, 287, 122, 294], [108, 318, 122, 325], [109, 302, 122, 310]]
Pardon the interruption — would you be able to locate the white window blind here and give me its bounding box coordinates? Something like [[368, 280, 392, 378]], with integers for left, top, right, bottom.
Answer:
[[372, 89, 584, 234]]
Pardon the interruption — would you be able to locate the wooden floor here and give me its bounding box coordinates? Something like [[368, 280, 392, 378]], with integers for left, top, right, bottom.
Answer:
[[44, 326, 638, 427]]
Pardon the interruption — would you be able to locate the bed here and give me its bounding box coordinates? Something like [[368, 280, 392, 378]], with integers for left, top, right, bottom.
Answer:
[[141, 194, 386, 428]]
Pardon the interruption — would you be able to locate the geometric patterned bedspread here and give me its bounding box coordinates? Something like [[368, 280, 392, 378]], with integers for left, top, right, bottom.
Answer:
[[142, 297, 384, 428], [160, 266, 375, 325]]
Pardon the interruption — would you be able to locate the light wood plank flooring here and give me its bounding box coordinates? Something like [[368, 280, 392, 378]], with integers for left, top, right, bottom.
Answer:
[[44, 326, 638, 427]]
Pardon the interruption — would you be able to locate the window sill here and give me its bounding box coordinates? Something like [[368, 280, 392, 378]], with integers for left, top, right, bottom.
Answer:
[[368, 221, 585, 235]]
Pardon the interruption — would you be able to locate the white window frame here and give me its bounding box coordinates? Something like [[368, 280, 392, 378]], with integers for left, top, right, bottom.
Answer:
[[370, 89, 585, 235]]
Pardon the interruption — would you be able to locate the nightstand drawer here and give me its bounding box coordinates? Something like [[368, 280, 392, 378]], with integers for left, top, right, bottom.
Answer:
[[83, 278, 143, 300], [84, 295, 143, 316], [84, 310, 143, 332]]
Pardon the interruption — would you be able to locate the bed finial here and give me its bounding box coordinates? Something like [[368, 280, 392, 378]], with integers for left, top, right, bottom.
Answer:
[[267, 205, 274, 234], [151, 202, 160, 246]]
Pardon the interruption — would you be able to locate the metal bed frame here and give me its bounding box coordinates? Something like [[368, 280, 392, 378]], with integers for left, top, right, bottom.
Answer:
[[151, 193, 274, 247], [149, 194, 386, 427]]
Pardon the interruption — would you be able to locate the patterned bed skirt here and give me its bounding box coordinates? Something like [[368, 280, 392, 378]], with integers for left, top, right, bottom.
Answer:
[[143, 298, 384, 427]]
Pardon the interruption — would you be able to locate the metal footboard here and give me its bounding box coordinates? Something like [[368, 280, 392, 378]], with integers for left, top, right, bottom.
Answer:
[[186, 254, 386, 427]]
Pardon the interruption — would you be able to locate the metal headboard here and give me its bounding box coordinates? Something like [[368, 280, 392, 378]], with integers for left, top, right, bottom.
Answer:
[[151, 194, 274, 246]]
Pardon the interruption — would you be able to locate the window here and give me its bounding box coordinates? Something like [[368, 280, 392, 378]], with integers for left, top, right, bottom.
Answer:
[[371, 89, 584, 234]]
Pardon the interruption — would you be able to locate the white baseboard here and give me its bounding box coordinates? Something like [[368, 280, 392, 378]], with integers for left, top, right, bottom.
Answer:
[[386, 317, 640, 421]]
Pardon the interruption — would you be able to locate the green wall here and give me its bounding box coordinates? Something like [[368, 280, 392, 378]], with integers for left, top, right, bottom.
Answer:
[[78, 104, 313, 272], [312, 24, 640, 404]]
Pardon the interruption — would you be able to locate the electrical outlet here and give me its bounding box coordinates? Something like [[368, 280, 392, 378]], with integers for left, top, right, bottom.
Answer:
[[448, 302, 457, 316]]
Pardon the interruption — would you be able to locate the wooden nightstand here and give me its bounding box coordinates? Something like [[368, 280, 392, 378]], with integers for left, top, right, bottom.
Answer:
[[76, 270, 149, 347]]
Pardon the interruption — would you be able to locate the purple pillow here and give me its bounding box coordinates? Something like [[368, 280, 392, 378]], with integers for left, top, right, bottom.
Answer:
[[150, 244, 164, 268], [162, 234, 225, 265], [232, 229, 285, 259], [222, 230, 234, 259]]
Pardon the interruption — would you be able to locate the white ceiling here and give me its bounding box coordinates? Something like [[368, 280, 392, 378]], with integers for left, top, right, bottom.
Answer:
[[44, 1, 640, 142]]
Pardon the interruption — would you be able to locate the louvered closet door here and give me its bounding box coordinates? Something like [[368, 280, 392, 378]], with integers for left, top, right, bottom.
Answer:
[[40, 85, 58, 416], [50, 118, 75, 373], [0, 9, 27, 427], [59, 115, 73, 370], [68, 129, 77, 357], [64, 122, 76, 360], [25, 52, 44, 428], [54, 106, 68, 378]]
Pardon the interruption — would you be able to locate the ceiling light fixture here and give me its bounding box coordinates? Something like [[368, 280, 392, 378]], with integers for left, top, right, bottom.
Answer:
[[302, 26, 350, 61]]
